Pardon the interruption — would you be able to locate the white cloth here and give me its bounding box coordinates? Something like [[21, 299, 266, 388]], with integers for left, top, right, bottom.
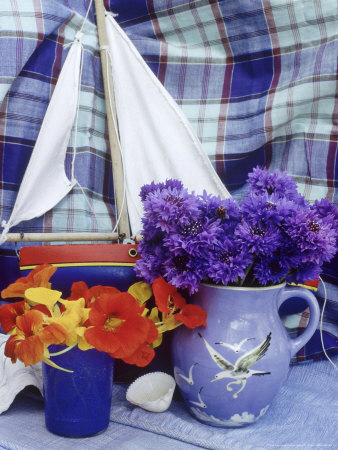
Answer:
[[105, 14, 231, 236], [0, 334, 43, 414]]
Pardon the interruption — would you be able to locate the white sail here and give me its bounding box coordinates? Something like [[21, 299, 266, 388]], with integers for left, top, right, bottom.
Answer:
[[0, 37, 83, 244], [105, 14, 231, 236]]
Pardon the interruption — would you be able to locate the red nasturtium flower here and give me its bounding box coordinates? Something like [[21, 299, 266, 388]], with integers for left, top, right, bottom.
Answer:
[[68, 282, 120, 307], [112, 311, 159, 366], [5, 309, 45, 366], [175, 304, 207, 328], [152, 277, 207, 328], [0, 301, 26, 333], [84, 292, 158, 366], [1, 264, 57, 299], [151, 278, 178, 313], [122, 341, 156, 367]]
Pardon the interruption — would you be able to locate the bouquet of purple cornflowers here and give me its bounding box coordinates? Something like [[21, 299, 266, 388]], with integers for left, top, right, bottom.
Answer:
[[135, 168, 338, 295]]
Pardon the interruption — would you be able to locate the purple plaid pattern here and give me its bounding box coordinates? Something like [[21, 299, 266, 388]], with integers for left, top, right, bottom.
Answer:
[[0, 0, 337, 362]]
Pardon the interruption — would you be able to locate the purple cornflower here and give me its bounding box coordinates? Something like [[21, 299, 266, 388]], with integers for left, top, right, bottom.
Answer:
[[162, 249, 205, 294], [283, 208, 337, 266], [205, 240, 252, 286], [286, 262, 322, 285], [235, 219, 282, 257], [253, 253, 290, 285], [247, 166, 305, 204], [199, 192, 241, 220], [240, 192, 297, 226], [142, 184, 201, 233], [139, 179, 184, 201], [311, 198, 338, 231], [135, 229, 167, 283], [164, 218, 222, 259], [136, 171, 337, 290]]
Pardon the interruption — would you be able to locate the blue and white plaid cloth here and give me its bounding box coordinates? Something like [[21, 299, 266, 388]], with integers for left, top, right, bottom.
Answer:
[[0, 0, 337, 361], [0, 357, 337, 449]]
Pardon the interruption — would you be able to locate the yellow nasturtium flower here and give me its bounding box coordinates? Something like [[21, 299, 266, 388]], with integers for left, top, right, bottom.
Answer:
[[75, 326, 94, 351], [128, 281, 152, 305], [24, 287, 62, 314], [47, 298, 87, 346], [148, 307, 163, 348]]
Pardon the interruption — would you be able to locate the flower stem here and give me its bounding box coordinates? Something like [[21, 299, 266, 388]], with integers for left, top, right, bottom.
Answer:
[[49, 344, 76, 357], [240, 263, 253, 286]]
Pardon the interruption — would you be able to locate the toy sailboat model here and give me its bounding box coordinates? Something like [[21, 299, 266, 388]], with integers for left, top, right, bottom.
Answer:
[[0, 1, 230, 247]]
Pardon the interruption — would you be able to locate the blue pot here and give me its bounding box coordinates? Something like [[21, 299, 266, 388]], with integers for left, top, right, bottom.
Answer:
[[172, 282, 320, 427], [42, 346, 114, 437]]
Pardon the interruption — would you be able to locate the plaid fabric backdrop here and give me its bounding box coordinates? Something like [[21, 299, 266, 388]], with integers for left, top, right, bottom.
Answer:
[[0, 0, 337, 361]]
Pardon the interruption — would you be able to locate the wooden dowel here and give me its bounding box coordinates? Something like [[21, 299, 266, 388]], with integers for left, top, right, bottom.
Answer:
[[94, 0, 130, 238], [5, 232, 119, 242]]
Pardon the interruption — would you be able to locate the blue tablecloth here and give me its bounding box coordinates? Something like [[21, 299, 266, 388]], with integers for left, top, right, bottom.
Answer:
[[0, 358, 337, 449]]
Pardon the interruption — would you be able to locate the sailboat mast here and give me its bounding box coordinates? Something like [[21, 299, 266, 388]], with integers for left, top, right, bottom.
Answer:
[[94, 0, 130, 239]]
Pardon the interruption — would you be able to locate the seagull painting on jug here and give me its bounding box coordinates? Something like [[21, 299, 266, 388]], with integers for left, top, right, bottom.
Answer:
[[171, 282, 320, 427]]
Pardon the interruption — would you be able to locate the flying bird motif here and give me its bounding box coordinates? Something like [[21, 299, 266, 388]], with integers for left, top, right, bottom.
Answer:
[[174, 363, 198, 386], [215, 337, 255, 353], [198, 332, 272, 398], [189, 386, 207, 409]]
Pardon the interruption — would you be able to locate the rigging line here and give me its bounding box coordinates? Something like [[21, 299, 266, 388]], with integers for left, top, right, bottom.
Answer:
[[70, 0, 94, 181], [104, 46, 129, 237], [105, 12, 143, 237], [70, 40, 83, 184], [79, 0, 94, 35], [72, 60, 100, 233], [318, 276, 337, 371], [69, 40, 99, 230], [69, 0, 99, 231]]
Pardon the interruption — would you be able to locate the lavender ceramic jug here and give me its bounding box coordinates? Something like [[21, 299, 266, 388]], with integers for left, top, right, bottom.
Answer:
[[171, 282, 320, 427]]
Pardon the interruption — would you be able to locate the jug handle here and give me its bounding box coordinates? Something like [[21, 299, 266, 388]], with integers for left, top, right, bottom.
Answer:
[[278, 286, 320, 357]]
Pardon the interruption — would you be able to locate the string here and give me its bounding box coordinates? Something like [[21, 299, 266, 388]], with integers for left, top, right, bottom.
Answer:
[[71, 0, 99, 233], [102, 21, 128, 237], [70, 0, 94, 179], [70, 40, 83, 184], [318, 276, 337, 371], [68, 39, 99, 231], [105, 49, 127, 235], [105, 13, 143, 239], [78, 0, 94, 35], [71, 46, 99, 233], [0, 221, 10, 245]]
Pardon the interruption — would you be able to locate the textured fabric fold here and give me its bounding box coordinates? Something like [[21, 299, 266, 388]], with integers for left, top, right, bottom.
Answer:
[[0, 0, 72, 106]]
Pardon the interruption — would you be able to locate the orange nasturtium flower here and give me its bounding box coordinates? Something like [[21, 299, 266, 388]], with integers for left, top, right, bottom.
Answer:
[[26, 288, 87, 348], [1, 264, 57, 299], [5, 309, 45, 366], [2, 286, 88, 371], [152, 277, 207, 329], [84, 292, 158, 367]]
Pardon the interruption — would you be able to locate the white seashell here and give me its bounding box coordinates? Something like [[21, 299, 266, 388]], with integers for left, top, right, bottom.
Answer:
[[126, 371, 176, 412], [0, 334, 43, 414]]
